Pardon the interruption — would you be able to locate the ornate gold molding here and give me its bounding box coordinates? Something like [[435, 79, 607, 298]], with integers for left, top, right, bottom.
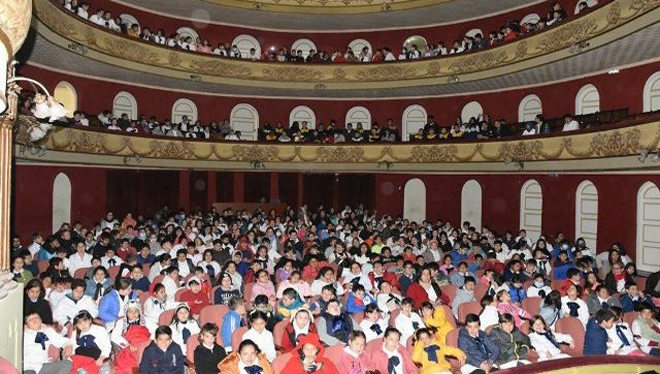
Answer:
[[16, 119, 660, 172], [190, 0, 457, 15], [0, 0, 32, 56], [31, 0, 660, 91]]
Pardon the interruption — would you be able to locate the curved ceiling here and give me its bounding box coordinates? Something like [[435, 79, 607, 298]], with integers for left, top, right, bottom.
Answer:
[[113, 0, 542, 31], [19, 23, 660, 99]]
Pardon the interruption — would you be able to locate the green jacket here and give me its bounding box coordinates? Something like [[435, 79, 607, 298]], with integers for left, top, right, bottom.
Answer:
[[13, 270, 33, 284], [488, 326, 531, 365]]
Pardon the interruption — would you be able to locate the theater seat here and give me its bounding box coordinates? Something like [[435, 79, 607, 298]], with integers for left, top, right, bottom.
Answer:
[[365, 337, 383, 355], [186, 333, 200, 374], [272, 320, 288, 348], [244, 283, 255, 303], [73, 267, 90, 279], [457, 301, 481, 325], [158, 309, 175, 326], [174, 288, 187, 301], [107, 266, 121, 280], [231, 326, 248, 352], [623, 311, 637, 326], [37, 260, 49, 274], [474, 283, 488, 301], [522, 296, 542, 316], [351, 312, 364, 324], [272, 352, 293, 373], [440, 305, 457, 328], [388, 308, 401, 326], [199, 304, 229, 327], [440, 284, 457, 303], [323, 344, 344, 363], [555, 317, 584, 356]]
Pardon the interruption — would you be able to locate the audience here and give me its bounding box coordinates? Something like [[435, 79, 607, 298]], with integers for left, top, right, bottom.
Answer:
[[12, 203, 660, 374]]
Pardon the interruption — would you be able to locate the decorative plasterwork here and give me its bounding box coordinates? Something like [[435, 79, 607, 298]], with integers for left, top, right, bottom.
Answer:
[[0, 0, 32, 55], [32, 0, 660, 91], [194, 0, 456, 14], [16, 119, 660, 173]]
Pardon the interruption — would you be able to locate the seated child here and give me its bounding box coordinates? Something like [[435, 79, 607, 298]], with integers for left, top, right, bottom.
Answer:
[[139, 326, 184, 374], [528, 315, 574, 361], [412, 328, 465, 374], [193, 323, 227, 374]]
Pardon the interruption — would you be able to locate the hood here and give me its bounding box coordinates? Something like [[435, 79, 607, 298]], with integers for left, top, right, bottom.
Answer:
[[295, 333, 325, 357]]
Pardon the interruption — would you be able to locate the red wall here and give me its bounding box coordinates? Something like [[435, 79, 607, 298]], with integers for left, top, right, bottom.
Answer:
[[12, 164, 660, 263], [19, 60, 660, 127], [88, 0, 582, 53]]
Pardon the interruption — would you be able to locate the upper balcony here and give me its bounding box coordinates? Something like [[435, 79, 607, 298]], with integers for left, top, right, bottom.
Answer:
[[28, 0, 660, 98]]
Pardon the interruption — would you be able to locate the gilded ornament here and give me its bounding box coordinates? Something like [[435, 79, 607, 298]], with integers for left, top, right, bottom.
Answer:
[[588, 129, 641, 156], [409, 146, 457, 162], [149, 141, 195, 159], [536, 18, 599, 52], [426, 62, 442, 76], [263, 66, 323, 82], [317, 147, 364, 162], [66, 131, 107, 153], [231, 145, 279, 161], [498, 141, 544, 161], [606, 2, 622, 24], [355, 65, 418, 81], [447, 51, 508, 74], [189, 60, 252, 77], [515, 41, 528, 58], [100, 37, 160, 64], [332, 68, 347, 80]]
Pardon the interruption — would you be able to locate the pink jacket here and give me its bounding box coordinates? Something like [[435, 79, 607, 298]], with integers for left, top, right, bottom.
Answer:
[[497, 302, 532, 327], [336, 349, 375, 374], [372, 344, 419, 374], [251, 281, 276, 301], [276, 280, 311, 299]]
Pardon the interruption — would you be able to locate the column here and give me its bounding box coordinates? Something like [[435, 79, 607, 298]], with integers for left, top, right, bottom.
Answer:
[[207, 171, 217, 208], [233, 172, 245, 202], [269, 172, 279, 203], [178, 170, 190, 211]]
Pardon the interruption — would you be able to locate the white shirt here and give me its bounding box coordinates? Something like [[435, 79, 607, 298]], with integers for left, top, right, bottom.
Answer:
[[89, 14, 104, 26], [395, 312, 424, 344], [382, 344, 404, 374], [562, 120, 580, 132], [162, 276, 179, 302], [176, 260, 192, 278], [101, 255, 123, 269], [68, 252, 93, 276], [560, 296, 589, 327], [144, 297, 176, 334], [527, 285, 552, 298], [606, 322, 637, 355], [74, 325, 112, 358], [24, 326, 72, 373], [522, 128, 538, 136], [310, 279, 345, 296], [77, 7, 89, 19], [341, 272, 373, 292], [529, 330, 572, 360], [47, 290, 67, 310], [480, 305, 499, 331], [28, 242, 43, 257], [360, 318, 388, 342], [54, 294, 98, 328], [377, 292, 402, 317], [242, 328, 276, 361], [170, 320, 201, 355]]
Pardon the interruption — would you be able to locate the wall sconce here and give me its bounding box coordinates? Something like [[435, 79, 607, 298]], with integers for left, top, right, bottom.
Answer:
[[250, 161, 265, 169], [504, 157, 525, 171], [123, 154, 142, 165], [638, 149, 660, 163], [377, 161, 394, 170], [447, 75, 460, 84]]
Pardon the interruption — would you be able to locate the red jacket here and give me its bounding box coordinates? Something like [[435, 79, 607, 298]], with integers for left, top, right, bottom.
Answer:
[[406, 282, 449, 309], [281, 322, 318, 352], [282, 334, 338, 374], [179, 290, 210, 316], [302, 262, 330, 282], [368, 271, 399, 290], [372, 344, 419, 374]]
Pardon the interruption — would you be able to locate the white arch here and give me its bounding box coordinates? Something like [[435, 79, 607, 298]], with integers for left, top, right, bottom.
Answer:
[[112, 91, 138, 120], [291, 38, 317, 58], [119, 14, 139, 27], [461, 180, 483, 232], [521, 13, 540, 25], [171, 98, 198, 123], [575, 180, 598, 251], [403, 35, 429, 52], [53, 81, 77, 117], [348, 39, 372, 55], [643, 71, 660, 112], [465, 28, 484, 38], [518, 94, 543, 122], [176, 27, 199, 41], [345, 106, 372, 130], [231, 34, 261, 59], [575, 84, 600, 115], [637, 181, 660, 272], [520, 179, 543, 242], [461, 101, 483, 123], [52, 173, 72, 233], [404, 178, 426, 223], [401, 104, 428, 141], [289, 105, 316, 129], [230, 103, 259, 141]]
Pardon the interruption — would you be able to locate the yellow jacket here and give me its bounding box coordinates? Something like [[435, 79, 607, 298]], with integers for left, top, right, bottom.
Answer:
[[424, 308, 453, 346], [412, 339, 464, 374]]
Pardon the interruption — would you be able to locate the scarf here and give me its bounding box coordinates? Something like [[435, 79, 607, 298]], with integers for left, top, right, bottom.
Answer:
[[94, 282, 104, 300], [412, 321, 420, 330], [370, 323, 383, 335], [206, 264, 216, 278], [542, 331, 559, 348], [424, 345, 440, 363], [182, 327, 191, 344], [388, 356, 400, 374], [538, 289, 547, 299], [613, 272, 626, 282], [244, 365, 263, 374], [566, 302, 580, 317], [35, 331, 49, 350], [616, 325, 630, 347]]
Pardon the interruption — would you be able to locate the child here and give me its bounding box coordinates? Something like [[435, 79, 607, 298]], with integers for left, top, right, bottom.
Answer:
[[129, 265, 151, 292], [559, 268, 583, 296], [412, 328, 465, 374], [112, 301, 152, 374], [631, 302, 660, 356], [218, 339, 273, 374], [508, 274, 527, 304], [394, 297, 425, 344], [23, 312, 73, 374], [527, 273, 552, 298], [193, 323, 228, 374], [251, 269, 276, 303], [420, 302, 454, 346], [253, 294, 279, 330], [479, 295, 499, 331], [282, 308, 317, 352], [281, 333, 339, 374], [528, 315, 574, 361], [586, 285, 623, 315], [496, 290, 532, 328], [71, 310, 112, 374], [55, 279, 99, 328], [99, 277, 137, 330], [214, 272, 241, 306], [144, 283, 175, 333], [12, 255, 33, 284], [46, 277, 68, 309], [336, 331, 375, 374], [317, 299, 354, 346], [221, 297, 246, 352], [161, 266, 180, 302], [488, 313, 531, 368], [452, 276, 476, 317], [346, 284, 376, 314], [468, 254, 484, 274], [359, 304, 388, 342], [277, 287, 308, 319], [584, 308, 616, 355], [170, 303, 201, 357], [376, 281, 402, 319], [561, 283, 589, 327], [101, 247, 123, 269], [372, 327, 418, 374], [139, 326, 185, 374], [606, 306, 645, 356], [179, 277, 210, 319], [619, 281, 653, 313], [450, 261, 473, 287], [458, 314, 500, 374], [553, 250, 573, 281], [242, 311, 277, 361]]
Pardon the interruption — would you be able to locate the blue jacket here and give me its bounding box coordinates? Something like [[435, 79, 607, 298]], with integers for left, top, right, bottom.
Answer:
[[346, 292, 376, 314], [399, 274, 416, 295], [458, 328, 500, 367], [583, 318, 608, 355], [139, 341, 185, 374], [84, 278, 113, 299], [553, 261, 573, 281], [450, 251, 469, 267], [221, 310, 242, 348], [98, 289, 138, 323], [450, 272, 474, 287], [619, 293, 652, 313], [137, 253, 156, 266], [132, 277, 151, 292], [508, 284, 527, 303]]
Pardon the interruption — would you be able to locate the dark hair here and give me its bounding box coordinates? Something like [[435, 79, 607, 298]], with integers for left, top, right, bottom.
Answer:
[[567, 268, 581, 279], [499, 313, 515, 324], [414, 328, 432, 340], [71, 279, 86, 291], [464, 276, 476, 286], [228, 296, 244, 310], [254, 294, 269, 306], [199, 322, 219, 340], [248, 310, 268, 327], [401, 297, 415, 307], [543, 290, 562, 310], [595, 308, 615, 324], [73, 310, 94, 338], [24, 279, 45, 298], [282, 288, 299, 300], [364, 303, 380, 314], [352, 284, 365, 293], [238, 339, 261, 354], [480, 295, 494, 310], [115, 277, 133, 291], [383, 327, 401, 339], [349, 330, 367, 342], [153, 283, 165, 293], [465, 313, 480, 324], [624, 281, 637, 290], [155, 325, 173, 339]]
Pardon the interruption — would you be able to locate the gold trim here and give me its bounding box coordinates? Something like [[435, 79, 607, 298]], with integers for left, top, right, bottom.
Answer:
[[190, 0, 457, 15], [31, 0, 660, 91], [14, 119, 660, 173], [0, 30, 13, 57]]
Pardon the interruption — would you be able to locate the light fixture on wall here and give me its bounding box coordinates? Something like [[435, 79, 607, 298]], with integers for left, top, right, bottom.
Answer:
[[123, 154, 142, 165], [637, 149, 660, 163], [377, 161, 394, 170], [250, 160, 266, 170], [504, 157, 525, 171]]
